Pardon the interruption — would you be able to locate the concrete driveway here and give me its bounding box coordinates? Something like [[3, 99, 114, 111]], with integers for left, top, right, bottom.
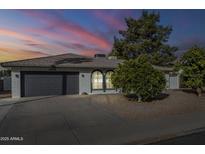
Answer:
[[0, 93, 205, 145], [0, 95, 130, 144]]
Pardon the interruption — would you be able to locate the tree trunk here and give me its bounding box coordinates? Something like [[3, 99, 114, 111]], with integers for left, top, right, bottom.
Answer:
[[138, 95, 142, 102], [196, 87, 202, 97]]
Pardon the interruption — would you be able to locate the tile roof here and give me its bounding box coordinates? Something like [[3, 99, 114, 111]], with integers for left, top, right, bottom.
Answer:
[[0, 53, 174, 71], [1, 53, 122, 69]]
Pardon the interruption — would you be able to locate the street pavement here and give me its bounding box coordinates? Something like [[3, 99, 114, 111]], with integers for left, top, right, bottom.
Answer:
[[152, 131, 205, 145]]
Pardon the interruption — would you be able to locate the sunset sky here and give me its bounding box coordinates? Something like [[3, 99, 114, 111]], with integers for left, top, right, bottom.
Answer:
[[0, 9, 205, 62]]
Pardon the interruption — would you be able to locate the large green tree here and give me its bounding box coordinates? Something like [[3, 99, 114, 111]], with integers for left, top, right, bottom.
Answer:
[[175, 45, 205, 96], [111, 54, 166, 102], [111, 11, 177, 66]]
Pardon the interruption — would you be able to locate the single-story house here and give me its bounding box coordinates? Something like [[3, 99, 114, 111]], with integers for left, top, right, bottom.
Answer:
[[0, 53, 180, 98]]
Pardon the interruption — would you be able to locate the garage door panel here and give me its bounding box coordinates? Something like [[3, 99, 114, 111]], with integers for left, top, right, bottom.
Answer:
[[66, 73, 79, 95], [24, 74, 63, 97]]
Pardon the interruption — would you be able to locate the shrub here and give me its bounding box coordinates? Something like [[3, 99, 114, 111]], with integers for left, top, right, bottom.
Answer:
[[175, 45, 205, 96], [111, 55, 166, 102]]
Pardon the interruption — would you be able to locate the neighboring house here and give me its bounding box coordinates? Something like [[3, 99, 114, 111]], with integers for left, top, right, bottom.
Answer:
[[1, 76, 11, 91], [0, 66, 11, 92], [0, 53, 180, 98]]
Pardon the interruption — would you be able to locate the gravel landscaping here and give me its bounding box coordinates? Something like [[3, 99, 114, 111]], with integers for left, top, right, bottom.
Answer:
[[90, 90, 205, 121]]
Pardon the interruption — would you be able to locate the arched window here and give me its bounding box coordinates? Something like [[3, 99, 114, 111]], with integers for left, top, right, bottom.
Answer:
[[92, 71, 103, 90], [105, 71, 114, 89]]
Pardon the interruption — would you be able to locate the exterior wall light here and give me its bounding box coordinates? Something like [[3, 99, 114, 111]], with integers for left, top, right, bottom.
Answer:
[[15, 74, 19, 78]]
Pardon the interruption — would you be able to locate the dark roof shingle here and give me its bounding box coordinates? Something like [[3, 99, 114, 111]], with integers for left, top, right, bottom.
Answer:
[[1, 53, 122, 69], [1, 53, 174, 71]]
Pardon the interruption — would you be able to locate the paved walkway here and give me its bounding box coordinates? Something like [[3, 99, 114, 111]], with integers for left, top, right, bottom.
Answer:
[[0, 95, 205, 144]]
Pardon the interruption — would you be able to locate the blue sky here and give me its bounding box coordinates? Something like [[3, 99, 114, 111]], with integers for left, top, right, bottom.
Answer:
[[0, 9, 205, 62]]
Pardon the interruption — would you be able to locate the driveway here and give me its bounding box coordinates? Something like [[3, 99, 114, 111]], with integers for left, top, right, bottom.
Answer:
[[0, 95, 129, 144], [0, 92, 205, 145]]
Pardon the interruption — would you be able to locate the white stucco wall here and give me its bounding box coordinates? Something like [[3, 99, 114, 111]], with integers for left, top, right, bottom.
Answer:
[[78, 70, 119, 95], [11, 71, 21, 98], [79, 71, 91, 94], [79, 70, 120, 95]]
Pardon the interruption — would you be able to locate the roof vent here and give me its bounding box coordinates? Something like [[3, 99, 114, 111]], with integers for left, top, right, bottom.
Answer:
[[94, 54, 106, 58]]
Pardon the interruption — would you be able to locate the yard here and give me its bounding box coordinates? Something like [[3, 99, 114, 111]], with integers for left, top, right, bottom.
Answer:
[[90, 90, 205, 121]]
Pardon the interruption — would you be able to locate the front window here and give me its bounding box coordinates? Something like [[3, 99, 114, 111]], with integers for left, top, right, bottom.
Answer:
[[105, 71, 114, 89], [92, 71, 103, 89]]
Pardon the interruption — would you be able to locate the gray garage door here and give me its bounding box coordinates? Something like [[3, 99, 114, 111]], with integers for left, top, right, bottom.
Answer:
[[24, 74, 63, 97], [66, 73, 79, 95]]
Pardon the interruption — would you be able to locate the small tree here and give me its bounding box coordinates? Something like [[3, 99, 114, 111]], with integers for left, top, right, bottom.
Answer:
[[111, 55, 166, 102], [175, 45, 205, 96]]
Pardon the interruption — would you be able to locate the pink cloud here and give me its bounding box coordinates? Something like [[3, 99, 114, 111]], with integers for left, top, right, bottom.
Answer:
[[21, 10, 112, 50], [0, 28, 42, 44], [0, 10, 117, 60], [93, 11, 125, 29], [0, 27, 71, 55], [26, 28, 82, 45]]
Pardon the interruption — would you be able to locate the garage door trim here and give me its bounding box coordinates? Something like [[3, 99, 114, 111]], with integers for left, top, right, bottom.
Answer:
[[20, 71, 79, 97]]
